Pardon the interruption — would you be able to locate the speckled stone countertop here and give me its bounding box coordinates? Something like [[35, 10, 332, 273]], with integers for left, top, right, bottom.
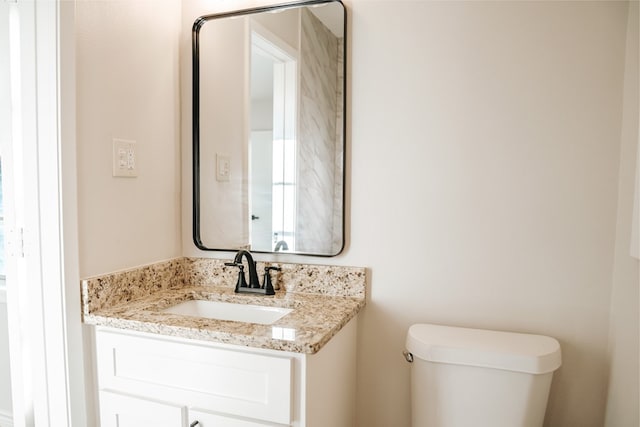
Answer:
[[82, 258, 366, 354]]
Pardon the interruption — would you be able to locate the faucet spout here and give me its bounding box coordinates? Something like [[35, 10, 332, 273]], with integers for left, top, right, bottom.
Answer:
[[274, 240, 289, 252], [224, 249, 277, 295], [232, 249, 261, 289]]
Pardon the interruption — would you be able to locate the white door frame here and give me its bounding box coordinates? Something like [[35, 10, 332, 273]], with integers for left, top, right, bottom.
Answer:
[[4, 1, 86, 426], [250, 23, 298, 252]]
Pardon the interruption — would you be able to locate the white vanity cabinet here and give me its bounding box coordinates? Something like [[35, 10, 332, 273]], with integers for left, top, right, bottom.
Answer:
[[93, 319, 357, 427]]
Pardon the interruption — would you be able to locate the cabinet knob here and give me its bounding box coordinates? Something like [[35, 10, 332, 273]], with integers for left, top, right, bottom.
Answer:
[[190, 421, 200, 427]]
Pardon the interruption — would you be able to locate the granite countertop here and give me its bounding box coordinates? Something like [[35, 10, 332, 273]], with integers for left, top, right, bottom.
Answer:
[[82, 258, 366, 354]]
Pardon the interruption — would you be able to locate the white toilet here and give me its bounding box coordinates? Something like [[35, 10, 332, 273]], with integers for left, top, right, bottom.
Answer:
[[405, 323, 562, 427]]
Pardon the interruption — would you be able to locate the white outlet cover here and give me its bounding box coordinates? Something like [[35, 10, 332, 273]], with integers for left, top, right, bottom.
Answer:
[[216, 154, 230, 182], [113, 139, 138, 177]]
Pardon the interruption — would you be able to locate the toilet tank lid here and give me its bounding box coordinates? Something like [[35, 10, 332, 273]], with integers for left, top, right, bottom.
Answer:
[[406, 324, 561, 374]]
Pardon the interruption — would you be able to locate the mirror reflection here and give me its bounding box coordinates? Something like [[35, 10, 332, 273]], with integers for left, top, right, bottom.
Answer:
[[193, 0, 346, 256]]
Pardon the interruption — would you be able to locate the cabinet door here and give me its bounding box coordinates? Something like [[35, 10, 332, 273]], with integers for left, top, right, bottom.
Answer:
[[97, 329, 293, 424], [99, 390, 185, 427], [189, 409, 277, 427]]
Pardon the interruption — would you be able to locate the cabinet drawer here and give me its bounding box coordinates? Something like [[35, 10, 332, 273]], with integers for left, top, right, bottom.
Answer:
[[190, 409, 278, 427], [99, 390, 185, 427], [96, 329, 292, 425]]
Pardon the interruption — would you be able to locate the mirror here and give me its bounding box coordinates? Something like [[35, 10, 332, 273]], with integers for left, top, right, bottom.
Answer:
[[193, 0, 346, 256]]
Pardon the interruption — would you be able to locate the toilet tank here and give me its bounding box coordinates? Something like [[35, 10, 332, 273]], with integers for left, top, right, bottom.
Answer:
[[405, 324, 562, 427]]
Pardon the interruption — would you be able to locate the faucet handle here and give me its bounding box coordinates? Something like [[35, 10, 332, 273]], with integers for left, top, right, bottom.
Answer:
[[262, 266, 281, 295], [224, 262, 248, 291]]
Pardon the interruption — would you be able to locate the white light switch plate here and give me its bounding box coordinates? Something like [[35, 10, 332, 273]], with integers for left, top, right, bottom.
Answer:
[[113, 139, 138, 177]]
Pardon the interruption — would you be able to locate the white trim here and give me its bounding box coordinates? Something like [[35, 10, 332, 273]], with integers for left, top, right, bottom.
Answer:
[[59, 0, 89, 424], [33, 0, 71, 423], [0, 409, 13, 427], [5, 1, 85, 426], [6, 1, 37, 426], [250, 19, 298, 62], [0, 287, 5, 304]]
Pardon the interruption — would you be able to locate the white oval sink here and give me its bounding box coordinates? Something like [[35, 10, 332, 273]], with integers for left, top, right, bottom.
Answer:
[[161, 300, 292, 325]]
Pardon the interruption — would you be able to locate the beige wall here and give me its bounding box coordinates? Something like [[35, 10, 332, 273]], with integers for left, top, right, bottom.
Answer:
[[605, 2, 640, 425], [73, 0, 637, 426], [341, 2, 629, 426], [76, 3, 182, 421], [197, 18, 249, 249], [76, 0, 182, 278]]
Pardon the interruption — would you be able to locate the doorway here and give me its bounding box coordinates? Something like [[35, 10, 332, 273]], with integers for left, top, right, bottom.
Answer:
[[249, 25, 298, 252], [0, 1, 86, 426]]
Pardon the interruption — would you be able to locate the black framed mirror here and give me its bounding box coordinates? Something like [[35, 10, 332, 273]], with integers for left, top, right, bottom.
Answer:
[[193, 0, 346, 256]]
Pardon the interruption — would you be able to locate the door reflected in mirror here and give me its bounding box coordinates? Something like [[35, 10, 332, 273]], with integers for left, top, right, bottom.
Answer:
[[193, 0, 346, 256], [250, 25, 298, 252]]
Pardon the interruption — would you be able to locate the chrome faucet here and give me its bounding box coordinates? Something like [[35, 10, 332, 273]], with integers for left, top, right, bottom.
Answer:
[[273, 240, 289, 252], [224, 249, 280, 295]]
